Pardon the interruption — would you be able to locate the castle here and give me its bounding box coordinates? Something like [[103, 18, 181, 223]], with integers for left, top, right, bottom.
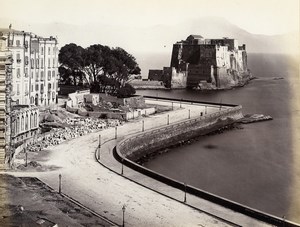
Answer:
[[148, 35, 251, 89]]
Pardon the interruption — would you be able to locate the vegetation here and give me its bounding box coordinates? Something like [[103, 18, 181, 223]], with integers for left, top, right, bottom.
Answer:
[[58, 43, 141, 97]]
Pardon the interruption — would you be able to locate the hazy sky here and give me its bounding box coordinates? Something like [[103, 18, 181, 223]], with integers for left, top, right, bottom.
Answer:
[[1, 0, 299, 35]]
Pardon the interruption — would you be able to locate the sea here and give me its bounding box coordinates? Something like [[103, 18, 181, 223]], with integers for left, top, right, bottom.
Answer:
[[136, 53, 300, 223]]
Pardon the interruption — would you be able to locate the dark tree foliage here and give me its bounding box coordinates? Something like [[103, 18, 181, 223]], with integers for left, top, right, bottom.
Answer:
[[58, 43, 141, 97], [116, 83, 136, 98]]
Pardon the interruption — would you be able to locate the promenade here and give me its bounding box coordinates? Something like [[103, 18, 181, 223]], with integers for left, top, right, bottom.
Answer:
[[7, 99, 271, 226]]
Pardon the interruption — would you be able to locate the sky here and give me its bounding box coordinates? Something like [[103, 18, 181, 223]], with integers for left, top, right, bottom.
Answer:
[[1, 0, 299, 35]]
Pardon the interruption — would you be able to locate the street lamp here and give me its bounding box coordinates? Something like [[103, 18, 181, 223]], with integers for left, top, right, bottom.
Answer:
[[122, 204, 126, 227], [121, 159, 124, 175]]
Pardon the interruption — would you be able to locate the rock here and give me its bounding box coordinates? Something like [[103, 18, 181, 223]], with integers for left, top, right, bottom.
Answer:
[[238, 114, 273, 124]]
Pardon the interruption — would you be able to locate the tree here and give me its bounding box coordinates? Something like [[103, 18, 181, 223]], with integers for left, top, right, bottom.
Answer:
[[58, 43, 141, 97], [116, 83, 136, 98], [58, 43, 87, 85]]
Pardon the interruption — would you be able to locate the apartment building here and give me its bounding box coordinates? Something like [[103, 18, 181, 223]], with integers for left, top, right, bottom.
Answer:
[[0, 26, 59, 106], [0, 36, 12, 168]]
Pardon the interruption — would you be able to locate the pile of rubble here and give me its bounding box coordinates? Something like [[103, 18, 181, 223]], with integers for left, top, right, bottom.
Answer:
[[26, 118, 122, 152]]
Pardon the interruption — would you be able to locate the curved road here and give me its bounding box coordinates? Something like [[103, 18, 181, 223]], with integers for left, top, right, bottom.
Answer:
[[8, 100, 270, 226]]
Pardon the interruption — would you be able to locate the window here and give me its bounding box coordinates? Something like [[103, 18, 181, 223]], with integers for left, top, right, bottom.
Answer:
[[36, 72, 39, 82], [41, 84, 44, 93], [17, 68, 21, 78], [35, 84, 39, 91], [41, 71, 44, 81], [48, 70, 51, 80], [30, 113, 33, 128], [25, 114, 28, 130], [48, 83, 51, 90], [52, 70, 55, 78], [48, 58, 50, 68], [24, 68, 28, 77], [52, 58, 55, 68], [31, 59, 34, 68], [31, 84, 33, 92], [25, 83, 28, 93], [48, 47, 50, 55], [17, 84, 20, 95], [16, 40, 20, 46], [16, 53, 21, 63], [34, 113, 37, 127], [25, 56, 29, 65], [36, 58, 39, 68], [41, 58, 43, 68], [25, 41, 28, 49], [41, 47, 44, 55], [21, 116, 24, 131]]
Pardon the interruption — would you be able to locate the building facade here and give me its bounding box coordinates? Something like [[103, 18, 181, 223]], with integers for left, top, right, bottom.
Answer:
[[0, 36, 13, 167], [10, 105, 39, 145], [0, 27, 59, 106]]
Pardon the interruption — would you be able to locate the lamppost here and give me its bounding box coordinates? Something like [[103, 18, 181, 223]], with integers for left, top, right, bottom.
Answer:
[[122, 204, 126, 227], [98, 134, 101, 160], [58, 174, 62, 194], [184, 183, 187, 203], [121, 159, 124, 175]]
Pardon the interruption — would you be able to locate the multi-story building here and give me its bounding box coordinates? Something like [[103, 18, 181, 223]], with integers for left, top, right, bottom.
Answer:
[[0, 26, 59, 106], [0, 35, 12, 168]]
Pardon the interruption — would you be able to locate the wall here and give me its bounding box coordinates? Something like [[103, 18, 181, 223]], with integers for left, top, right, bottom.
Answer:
[[125, 107, 155, 120], [117, 106, 243, 161], [171, 65, 188, 88], [148, 70, 163, 81]]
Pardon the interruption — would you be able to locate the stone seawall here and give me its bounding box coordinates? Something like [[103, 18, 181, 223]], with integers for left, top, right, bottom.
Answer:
[[118, 106, 243, 161]]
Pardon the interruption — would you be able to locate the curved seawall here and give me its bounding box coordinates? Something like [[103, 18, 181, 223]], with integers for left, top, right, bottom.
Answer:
[[114, 105, 300, 227]]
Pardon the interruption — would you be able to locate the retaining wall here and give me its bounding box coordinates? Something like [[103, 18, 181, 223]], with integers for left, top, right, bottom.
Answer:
[[118, 106, 242, 161]]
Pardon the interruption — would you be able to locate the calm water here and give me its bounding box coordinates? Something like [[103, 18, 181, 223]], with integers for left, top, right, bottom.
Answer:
[[137, 53, 300, 222]]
